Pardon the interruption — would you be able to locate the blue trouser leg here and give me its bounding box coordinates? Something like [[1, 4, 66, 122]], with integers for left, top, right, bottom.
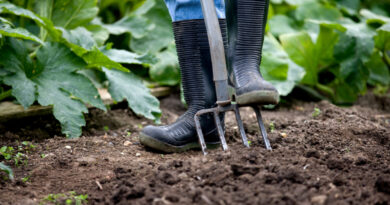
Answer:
[[164, 0, 226, 22]]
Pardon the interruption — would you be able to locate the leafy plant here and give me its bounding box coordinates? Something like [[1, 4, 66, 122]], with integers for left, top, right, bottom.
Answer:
[[312, 107, 321, 118], [0, 0, 162, 138], [41, 191, 88, 205], [1, 145, 28, 166], [263, 0, 390, 104]]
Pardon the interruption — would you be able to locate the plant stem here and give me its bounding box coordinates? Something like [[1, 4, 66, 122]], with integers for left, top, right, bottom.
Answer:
[[0, 89, 12, 101]]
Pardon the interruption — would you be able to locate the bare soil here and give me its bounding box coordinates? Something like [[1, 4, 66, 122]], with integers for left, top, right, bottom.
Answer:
[[0, 93, 389, 205]]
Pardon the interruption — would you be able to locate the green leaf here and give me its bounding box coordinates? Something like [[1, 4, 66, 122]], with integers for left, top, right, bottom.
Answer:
[[50, 0, 99, 29], [366, 51, 390, 86], [269, 15, 299, 37], [375, 23, 390, 52], [280, 32, 318, 85], [1, 39, 106, 138], [103, 68, 161, 122], [149, 43, 180, 86], [0, 38, 35, 108], [360, 9, 390, 25], [0, 2, 61, 41], [101, 48, 157, 66], [333, 22, 376, 94], [130, 0, 174, 54], [333, 0, 360, 15], [84, 24, 109, 46], [0, 23, 44, 44], [262, 34, 305, 96], [103, 15, 154, 38], [0, 162, 13, 180], [295, 2, 342, 22], [0, 2, 45, 25], [60, 27, 128, 72]]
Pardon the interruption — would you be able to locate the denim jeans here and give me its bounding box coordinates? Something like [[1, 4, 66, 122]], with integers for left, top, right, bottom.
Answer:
[[164, 0, 226, 22]]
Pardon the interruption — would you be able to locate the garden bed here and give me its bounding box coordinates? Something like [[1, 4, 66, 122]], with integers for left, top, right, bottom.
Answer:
[[0, 93, 389, 205]]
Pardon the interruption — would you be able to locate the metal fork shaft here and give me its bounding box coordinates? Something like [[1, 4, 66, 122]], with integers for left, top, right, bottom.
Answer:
[[234, 105, 249, 148], [253, 106, 272, 150], [194, 115, 208, 155], [213, 111, 228, 151]]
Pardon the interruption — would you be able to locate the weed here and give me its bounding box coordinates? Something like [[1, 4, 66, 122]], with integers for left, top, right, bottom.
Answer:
[[312, 107, 321, 118], [41, 191, 88, 205], [269, 122, 275, 133], [248, 141, 252, 146], [41, 154, 47, 158], [0, 146, 14, 160], [103, 126, 109, 132], [22, 175, 30, 183], [127, 131, 132, 137]]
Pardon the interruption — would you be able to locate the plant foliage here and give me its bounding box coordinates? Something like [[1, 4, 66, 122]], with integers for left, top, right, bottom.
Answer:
[[0, 0, 162, 138]]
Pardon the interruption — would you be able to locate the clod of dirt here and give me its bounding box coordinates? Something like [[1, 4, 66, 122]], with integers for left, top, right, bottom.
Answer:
[[157, 171, 180, 185], [375, 176, 390, 194], [326, 158, 345, 170], [277, 167, 305, 184], [231, 164, 261, 176], [305, 149, 320, 158]]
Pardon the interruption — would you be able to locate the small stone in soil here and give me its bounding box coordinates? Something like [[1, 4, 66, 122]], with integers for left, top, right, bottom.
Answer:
[[311, 195, 327, 205], [123, 141, 132, 146], [136, 153, 141, 157], [65, 145, 71, 149]]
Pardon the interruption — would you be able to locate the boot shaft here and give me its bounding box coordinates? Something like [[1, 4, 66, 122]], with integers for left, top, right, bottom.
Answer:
[[225, 0, 270, 85], [172, 19, 227, 115]]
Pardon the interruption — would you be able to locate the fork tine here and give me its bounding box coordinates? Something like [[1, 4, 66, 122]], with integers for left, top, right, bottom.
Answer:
[[234, 105, 249, 148], [213, 111, 228, 151], [194, 114, 208, 155], [253, 106, 272, 150]]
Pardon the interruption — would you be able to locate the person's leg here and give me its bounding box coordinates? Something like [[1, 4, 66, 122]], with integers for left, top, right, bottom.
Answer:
[[226, 0, 279, 105], [164, 0, 225, 21], [139, 0, 227, 152]]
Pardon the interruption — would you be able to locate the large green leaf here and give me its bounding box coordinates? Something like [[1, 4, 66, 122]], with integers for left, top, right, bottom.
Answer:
[[84, 24, 110, 46], [0, 21, 43, 44], [130, 0, 174, 54], [101, 48, 157, 66], [334, 22, 376, 93], [50, 0, 98, 29], [149, 43, 180, 86], [269, 15, 299, 37], [366, 51, 390, 86], [360, 9, 390, 25], [375, 23, 390, 55], [103, 15, 154, 38], [295, 1, 342, 22], [0, 39, 106, 138], [0, 38, 35, 108], [280, 32, 318, 85], [60, 27, 128, 72], [103, 67, 161, 122], [0, 2, 61, 40], [262, 34, 305, 96]]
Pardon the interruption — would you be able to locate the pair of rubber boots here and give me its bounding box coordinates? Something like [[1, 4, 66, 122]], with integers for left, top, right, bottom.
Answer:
[[139, 0, 279, 153]]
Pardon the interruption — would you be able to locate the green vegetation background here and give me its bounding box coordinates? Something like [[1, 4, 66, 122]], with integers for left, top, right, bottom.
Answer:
[[0, 0, 389, 139]]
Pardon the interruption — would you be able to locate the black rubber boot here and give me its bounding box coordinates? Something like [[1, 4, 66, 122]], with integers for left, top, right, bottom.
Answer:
[[139, 19, 227, 153], [226, 0, 279, 105]]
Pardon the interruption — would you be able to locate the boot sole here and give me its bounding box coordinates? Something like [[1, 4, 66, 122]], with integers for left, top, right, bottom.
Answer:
[[236, 90, 279, 105], [139, 132, 220, 153]]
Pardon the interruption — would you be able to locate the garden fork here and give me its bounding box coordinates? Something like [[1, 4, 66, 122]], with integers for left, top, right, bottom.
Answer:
[[194, 0, 272, 155]]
